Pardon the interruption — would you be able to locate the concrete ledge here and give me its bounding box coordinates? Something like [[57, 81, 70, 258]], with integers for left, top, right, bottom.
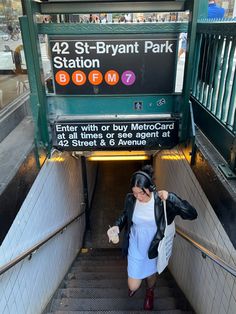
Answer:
[[0, 91, 30, 142], [192, 127, 236, 248], [0, 116, 40, 243], [0, 116, 34, 194]]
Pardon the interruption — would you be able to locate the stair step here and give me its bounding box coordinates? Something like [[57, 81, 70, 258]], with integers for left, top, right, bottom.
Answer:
[[64, 278, 175, 288], [70, 265, 126, 272], [57, 286, 181, 299], [66, 271, 127, 280], [76, 255, 125, 261], [48, 310, 194, 314], [79, 248, 122, 257], [73, 259, 126, 266], [77, 250, 123, 260], [46, 251, 194, 313], [51, 297, 188, 311], [66, 271, 172, 281]]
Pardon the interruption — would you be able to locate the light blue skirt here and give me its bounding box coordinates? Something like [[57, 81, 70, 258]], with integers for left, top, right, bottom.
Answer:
[[127, 224, 157, 279]]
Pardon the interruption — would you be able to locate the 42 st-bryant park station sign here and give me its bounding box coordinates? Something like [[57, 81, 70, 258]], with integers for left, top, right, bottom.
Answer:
[[49, 34, 178, 95], [53, 120, 179, 151]]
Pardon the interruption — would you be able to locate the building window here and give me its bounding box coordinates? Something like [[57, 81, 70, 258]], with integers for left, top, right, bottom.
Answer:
[[0, 0, 28, 111]]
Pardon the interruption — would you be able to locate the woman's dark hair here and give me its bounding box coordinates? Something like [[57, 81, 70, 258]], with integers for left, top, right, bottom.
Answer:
[[130, 165, 156, 192]]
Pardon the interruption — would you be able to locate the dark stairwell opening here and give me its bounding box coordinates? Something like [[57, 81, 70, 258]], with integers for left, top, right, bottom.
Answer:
[[45, 159, 195, 313], [84, 160, 143, 248]]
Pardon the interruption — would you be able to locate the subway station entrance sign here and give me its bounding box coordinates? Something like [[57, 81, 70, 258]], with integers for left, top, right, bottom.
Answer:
[[53, 120, 179, 150], [49, 34, 178, 95]]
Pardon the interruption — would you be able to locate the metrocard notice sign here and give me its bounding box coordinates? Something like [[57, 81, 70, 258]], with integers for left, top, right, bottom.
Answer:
[[53, 120, 179, 151], [49, 34, 178, 95]]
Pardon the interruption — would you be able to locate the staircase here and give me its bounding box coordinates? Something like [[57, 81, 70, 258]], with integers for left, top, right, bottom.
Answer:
[[45, 248, 195, 314]]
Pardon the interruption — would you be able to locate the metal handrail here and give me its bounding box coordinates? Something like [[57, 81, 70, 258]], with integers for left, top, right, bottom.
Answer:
[[1, 214, 234, 278], [0, 211, 85, 276], [176, 227, 236, 277]]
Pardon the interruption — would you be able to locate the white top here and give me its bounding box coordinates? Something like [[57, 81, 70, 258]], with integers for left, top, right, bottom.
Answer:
[[133, 193, 155, 224]]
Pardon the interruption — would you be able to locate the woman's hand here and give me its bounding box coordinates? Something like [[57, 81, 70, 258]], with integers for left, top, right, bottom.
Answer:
[[107, 226, 119, 244], [158, 190, 169, 201]]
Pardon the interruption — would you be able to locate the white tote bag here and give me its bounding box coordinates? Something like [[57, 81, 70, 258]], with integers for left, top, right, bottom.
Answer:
[[156, 200, 175, 274]]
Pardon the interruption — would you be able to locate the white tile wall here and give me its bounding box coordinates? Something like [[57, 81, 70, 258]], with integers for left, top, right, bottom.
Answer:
[[154, 149, 236, 314], [0, 152, 90, 314]]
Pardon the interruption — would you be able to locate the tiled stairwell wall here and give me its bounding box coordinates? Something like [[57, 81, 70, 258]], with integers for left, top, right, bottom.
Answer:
[[0, 152, 95, 314], [86, 160, 98, 207], [154, 150, 236, 314]]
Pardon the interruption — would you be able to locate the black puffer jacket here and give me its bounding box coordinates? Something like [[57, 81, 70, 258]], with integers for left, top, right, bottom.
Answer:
[[115, 191, 197, 259]]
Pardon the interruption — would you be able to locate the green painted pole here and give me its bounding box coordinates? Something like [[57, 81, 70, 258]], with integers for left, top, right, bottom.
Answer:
[[222, 38, 236, 122], [206, 35, 218, 111], [192, 33, 202, 97], [180, 0, 200, 141], [227, 71, 236, 129], [20, 0, 50, 153], [216, 37, 230, 118], [211, 37, 224, 114], [197, 0, 209, 19]]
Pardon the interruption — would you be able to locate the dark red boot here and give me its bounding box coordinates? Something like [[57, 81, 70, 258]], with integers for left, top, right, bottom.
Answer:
[[144, 288, 154, 310]]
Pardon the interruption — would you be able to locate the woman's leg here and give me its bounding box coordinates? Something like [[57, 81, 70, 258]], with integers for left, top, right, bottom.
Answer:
[[144, 273, 157, 310], [128, 277, 142, 296], [146, 273, 157, 288]]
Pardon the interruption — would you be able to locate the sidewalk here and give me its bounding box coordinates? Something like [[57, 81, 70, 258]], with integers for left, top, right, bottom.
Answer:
[[0, 74, 29, 109]]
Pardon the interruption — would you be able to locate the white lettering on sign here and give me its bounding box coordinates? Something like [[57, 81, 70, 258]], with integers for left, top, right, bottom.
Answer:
[[136, 131, 159, 139], [56, 124, 79, 132], [131, 122, 174, 130], [112, 124, 128, 132], [50, 37, 178, 94], [96, 42, 140, 56], [75, 42, 90, 54], [72, 139, 98, 147], [81, 124, 98, 131], [52, 42, 70, 54], [117, 139, 146, 146], [144, 41, 173, 53], [64, 40, 174, 56], [54, 56, 100, 69], [74, 41, 140, 56], [107, 73, 118, 83], [54, 121, 178, 150]]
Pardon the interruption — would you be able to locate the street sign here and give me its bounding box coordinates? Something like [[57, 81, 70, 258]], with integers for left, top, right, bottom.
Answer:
[[53, 119, 179, 150], [50, 34, 178, 95]]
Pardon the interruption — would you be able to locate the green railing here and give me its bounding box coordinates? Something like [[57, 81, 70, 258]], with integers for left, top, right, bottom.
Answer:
[[192, 21, 236, 133], [191, 20, 236, 173]]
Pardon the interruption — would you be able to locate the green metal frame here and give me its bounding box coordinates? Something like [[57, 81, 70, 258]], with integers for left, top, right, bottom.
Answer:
[[191, 19, 236, 173], [20, 1, 50, 154], [179, 0, 199, 141], [39, 0, 187, 14], [43, 22, 187, 118], [21, 0, 198, 156]]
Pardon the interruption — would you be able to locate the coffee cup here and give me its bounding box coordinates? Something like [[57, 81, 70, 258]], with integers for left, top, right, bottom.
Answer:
[[110, 232, 119, 244], [107, 226, 119, 244]]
